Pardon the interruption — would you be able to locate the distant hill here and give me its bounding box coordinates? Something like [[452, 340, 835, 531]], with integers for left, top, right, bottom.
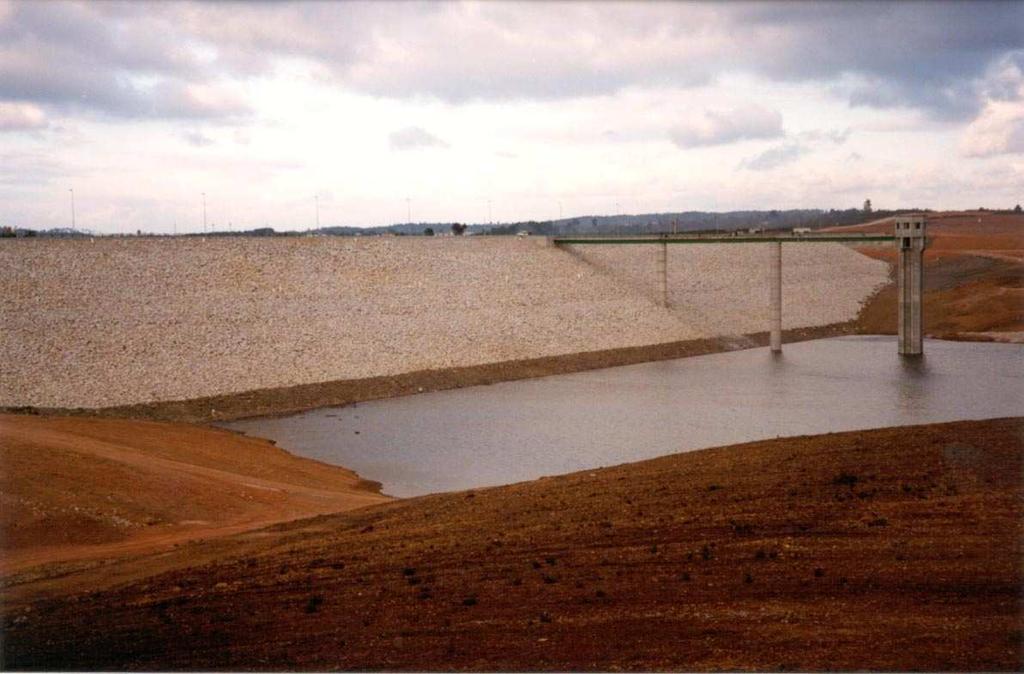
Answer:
[[9, 207, 1020, 239], [311, 208, 937, 237], [1, 226, 92, 238]]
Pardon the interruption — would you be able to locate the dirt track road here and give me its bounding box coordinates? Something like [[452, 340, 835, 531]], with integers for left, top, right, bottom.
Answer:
[[0, 414, 388, 578]]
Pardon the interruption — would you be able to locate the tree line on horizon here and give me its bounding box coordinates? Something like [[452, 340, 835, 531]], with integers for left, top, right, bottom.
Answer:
[[4, 204, 1021, 239]]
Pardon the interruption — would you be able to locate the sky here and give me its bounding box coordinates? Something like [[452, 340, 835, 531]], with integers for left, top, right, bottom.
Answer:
[[1, 0, 1022, 234]]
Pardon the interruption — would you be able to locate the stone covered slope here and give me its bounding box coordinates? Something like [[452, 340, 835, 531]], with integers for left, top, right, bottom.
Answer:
[[565, 241, 885, 336], [1, 236, 886, 408]]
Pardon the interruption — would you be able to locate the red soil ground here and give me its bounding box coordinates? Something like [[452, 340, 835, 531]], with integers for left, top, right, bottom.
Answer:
[[835, 211, 1024, 338], [3, 418, 1021, 671], [826, 210, 1024, 261], [1, 211, 1021, 670], [0, 414, 388, 577]]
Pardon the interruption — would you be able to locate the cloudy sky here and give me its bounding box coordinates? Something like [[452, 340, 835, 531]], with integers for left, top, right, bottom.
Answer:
[[1, 0, 1022, 233]]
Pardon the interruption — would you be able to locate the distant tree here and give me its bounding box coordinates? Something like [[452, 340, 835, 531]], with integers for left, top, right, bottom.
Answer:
[[451, 223, 467, 236], [424, 227, 434, 236], [1014, 204, 1022, 213], [863, 199, 873, 213], [0, 226, 13, 238]]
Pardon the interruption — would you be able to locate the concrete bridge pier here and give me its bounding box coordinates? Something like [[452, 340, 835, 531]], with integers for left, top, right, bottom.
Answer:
[[770, 241, 782, 352], [659, 241, 669, 308], [552, 228, 918, 356], [896, 216, 927, 356]]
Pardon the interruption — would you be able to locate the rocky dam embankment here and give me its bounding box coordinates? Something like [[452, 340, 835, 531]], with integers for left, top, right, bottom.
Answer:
[[1, 236, 888, 411]]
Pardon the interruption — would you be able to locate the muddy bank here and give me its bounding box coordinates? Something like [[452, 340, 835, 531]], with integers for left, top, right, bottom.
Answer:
[[6, 323, 859, 424], [4, 417, 1020, 671]]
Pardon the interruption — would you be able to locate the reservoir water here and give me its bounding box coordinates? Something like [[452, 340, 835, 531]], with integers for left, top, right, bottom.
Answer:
[[221, 336, 1023, 497]]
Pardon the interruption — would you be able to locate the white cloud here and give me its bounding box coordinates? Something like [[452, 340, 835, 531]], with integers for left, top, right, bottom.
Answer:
[[961, 105, 1024, 157], [0, 102, 47, 131], [2, 3, 1022, 231], [389, 126, 449, 150], [960, 54, 1024, 157], [670, 105, 783, 148], [183, 130, 214, 147], [741, 141, 808, 171], [798, 128, 850, 144], [0, 150, 62, 185], [6, 2, 1022, 120]]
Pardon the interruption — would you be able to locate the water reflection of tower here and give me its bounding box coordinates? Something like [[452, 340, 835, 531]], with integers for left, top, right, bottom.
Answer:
[[894, 352, 930, 417]]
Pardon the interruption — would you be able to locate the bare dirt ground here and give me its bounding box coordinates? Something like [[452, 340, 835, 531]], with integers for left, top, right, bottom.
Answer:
[[831, 211, 1024, 338], [0, 414, 388, 577], [1, 212, 1020, 670], [3, 418, 1021, 671], [825, 210, 1024, 260], [855, 252, 1024, 337]]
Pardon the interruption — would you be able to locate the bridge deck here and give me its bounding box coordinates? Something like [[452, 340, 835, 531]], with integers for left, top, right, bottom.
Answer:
[[552, 233, 896, 245]]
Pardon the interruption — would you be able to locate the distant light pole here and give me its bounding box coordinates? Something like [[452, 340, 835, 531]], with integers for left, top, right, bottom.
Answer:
[[559, 201, 563, 220], [488, 199, 493, 224], [406, 197, 411, 223], [202, 192, 207, 233], [315, 195, 320, 228], [68, 188, 75, 229]]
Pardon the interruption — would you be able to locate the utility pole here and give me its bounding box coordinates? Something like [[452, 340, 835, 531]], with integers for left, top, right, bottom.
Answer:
[[406, 197, 411, 223], [488, 199, 493, 224], [202, 192, 207, 233], [69, 188, 75, 229], [315, 195, 320, 228]]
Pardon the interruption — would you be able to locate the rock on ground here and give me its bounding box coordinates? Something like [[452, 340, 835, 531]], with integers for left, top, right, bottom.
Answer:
[[1, 237, 887, 408]]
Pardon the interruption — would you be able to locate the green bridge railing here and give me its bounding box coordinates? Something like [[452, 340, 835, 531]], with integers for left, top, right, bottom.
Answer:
[[552, 233, 896, 245]]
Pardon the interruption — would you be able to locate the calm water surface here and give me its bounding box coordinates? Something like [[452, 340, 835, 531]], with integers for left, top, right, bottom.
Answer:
[[222, 336, 1023, 497]]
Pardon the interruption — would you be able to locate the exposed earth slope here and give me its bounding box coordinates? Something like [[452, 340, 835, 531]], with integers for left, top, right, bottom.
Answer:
[[0, 414, 388, 576], [3, 418, 1021, 671], [825, 210, 1024, 261], [833, 211, 1024, 339]]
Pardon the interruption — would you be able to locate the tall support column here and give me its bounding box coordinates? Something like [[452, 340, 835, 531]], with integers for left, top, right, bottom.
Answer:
[[896, 216, 927, 355], [659, 240, 669, 307], [770, 241, 782, 352]]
